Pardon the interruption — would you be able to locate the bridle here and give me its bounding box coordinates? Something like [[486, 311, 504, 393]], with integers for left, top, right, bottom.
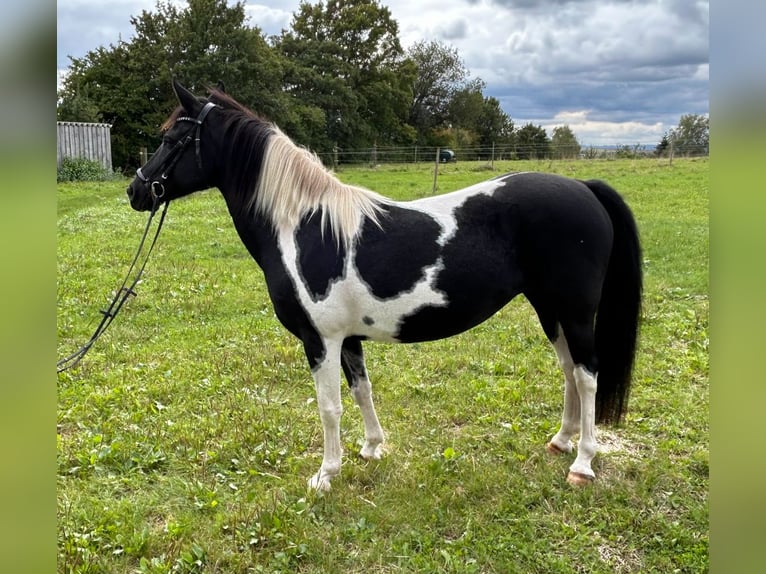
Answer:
[[135, 101, 218, 202], [57, 100, 218, 373]]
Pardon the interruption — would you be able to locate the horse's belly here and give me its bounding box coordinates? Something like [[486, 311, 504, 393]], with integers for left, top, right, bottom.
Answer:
[[393, 289, 515, 343]]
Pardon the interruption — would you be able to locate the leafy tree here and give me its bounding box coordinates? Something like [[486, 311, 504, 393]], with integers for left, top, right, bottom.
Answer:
[[406, 40, 469, 143], [515, 123, 550, 159], [448, 79, 485, 131], [475, 96, 514, 150], [56, 84, 100, 123], [655, 133, 671, 157], [277, 0, 414, 153], [670, 113, 709, 156], [550, 125, 581, 159], [57, 0, 287, 170]]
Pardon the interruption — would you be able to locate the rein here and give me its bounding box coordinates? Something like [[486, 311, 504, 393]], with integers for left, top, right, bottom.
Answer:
[[57, 196, 169, 373], [57, 101, 218, 374]]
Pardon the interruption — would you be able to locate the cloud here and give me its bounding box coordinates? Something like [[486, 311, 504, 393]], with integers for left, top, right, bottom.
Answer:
[[244, 3, 293, 36], [436, 19, 469, 41], [57, 1, 156, 68], [538, 110, 666, 146]]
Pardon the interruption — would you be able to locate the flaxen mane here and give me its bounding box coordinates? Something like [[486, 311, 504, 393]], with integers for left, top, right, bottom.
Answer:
[[187, 88, 389, 247]]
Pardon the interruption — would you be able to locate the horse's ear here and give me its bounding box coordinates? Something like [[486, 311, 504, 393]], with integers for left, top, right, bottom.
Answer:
[[216, 80, 226, 93], [172, 79, 202, 114]]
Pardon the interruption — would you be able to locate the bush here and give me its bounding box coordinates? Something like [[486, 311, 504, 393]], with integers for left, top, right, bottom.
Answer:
[[57, 157, 117, 182]]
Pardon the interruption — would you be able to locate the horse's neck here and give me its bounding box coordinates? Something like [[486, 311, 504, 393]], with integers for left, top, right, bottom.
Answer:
[[217, 183, 281, 271]]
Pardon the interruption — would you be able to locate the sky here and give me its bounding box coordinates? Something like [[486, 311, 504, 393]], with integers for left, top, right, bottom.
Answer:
[[56, 0, 710, 147]]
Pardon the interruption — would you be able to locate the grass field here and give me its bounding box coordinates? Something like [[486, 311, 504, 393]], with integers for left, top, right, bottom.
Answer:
[[57, 158, 708, 573]]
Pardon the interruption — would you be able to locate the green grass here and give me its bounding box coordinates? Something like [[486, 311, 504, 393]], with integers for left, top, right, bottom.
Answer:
[[57, 158, 708, 573]]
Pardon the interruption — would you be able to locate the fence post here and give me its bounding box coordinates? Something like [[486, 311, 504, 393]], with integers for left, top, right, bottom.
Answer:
[[139, 147, 148, 165], [432, 147, 440, 195]]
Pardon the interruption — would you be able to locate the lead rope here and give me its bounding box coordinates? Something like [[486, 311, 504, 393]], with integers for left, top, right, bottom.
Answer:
[[56, 197, 170, 373]]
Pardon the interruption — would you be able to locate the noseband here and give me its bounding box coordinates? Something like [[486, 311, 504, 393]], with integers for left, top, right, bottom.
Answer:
[[136, 101, 218, 202]]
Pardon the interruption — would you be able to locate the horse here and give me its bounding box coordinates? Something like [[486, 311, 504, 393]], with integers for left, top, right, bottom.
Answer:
[[127, 80, 642, 491]]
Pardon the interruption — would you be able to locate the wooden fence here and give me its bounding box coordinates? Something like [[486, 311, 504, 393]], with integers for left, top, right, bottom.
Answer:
[[57, 122, 113, 171]]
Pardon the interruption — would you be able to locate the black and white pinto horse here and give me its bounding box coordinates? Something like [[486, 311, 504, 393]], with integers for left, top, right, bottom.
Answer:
[[128, 81, 642, 490]]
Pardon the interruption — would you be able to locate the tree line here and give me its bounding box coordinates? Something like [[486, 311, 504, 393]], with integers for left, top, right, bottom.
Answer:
[[57, 0, 708, 172]]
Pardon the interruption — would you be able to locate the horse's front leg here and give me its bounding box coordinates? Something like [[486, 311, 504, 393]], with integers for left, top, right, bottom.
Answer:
[[341, 337, 384, 460], [306, 337, 344, 491]]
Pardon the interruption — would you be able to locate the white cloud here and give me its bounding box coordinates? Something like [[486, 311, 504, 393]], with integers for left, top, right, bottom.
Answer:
[[244, 4, 292, 35], [538, 110, 666, 146]]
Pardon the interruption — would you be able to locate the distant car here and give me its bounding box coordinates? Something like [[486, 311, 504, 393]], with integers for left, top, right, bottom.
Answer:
[[439, 148, 457, 163]]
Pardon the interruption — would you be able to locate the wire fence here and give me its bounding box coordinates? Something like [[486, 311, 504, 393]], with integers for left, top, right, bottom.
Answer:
[[314, 142, 709, 167], [137, 141, 709, 172]]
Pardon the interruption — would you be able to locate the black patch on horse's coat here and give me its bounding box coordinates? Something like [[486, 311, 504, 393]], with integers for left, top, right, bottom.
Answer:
[[294, 211, 346, 301], [396, 172, 614, 345], [396, 191, 524, 342], [362, 316, 375, 326], [354, 205, 442, 300], [340, 337, 367, 388]]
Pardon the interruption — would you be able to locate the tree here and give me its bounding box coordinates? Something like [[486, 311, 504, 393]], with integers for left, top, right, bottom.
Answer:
[[670, 113, 709, 156], [475, 96, 514, 152], [406, 40, 469, 143], [57, 0, 287, 170], [276, 0, 414, 153], [515, 123, 550, 159], [550, 125, 581, 159], [655, 133, 671, 157]]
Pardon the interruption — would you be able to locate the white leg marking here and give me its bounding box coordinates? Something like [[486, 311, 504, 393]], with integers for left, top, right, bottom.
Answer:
[[308, 339, 344, 492], [350, 375, 385, 460], [549, 331, 580, 453], [568, 365, 598, 480]]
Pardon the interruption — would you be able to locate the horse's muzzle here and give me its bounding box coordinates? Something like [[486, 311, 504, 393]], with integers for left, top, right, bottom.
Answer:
[[126, 180, 152, 211]]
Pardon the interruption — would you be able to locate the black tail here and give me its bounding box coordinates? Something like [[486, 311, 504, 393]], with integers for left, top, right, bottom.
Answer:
[[584, 180, 643, 425]]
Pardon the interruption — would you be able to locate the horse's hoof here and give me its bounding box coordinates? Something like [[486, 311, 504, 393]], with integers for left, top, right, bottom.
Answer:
[[546, 442, 567, 455], [360, 443, 384, 461], [307, 473, 332, 492], [566, 471, 595, 486]]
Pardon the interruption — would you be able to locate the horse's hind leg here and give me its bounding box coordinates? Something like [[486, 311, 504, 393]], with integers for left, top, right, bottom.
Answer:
[[547, 327, 581, 455], [341, 338, 385, 460], [557, 319, 599, 484], [532, 297, 599, 484]]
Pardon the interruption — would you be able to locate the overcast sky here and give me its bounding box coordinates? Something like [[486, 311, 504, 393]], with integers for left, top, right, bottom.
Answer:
[[56, 0, 709, 146]]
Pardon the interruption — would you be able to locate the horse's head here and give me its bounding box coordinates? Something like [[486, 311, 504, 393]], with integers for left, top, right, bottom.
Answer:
[[127, 80, 221, 211]]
